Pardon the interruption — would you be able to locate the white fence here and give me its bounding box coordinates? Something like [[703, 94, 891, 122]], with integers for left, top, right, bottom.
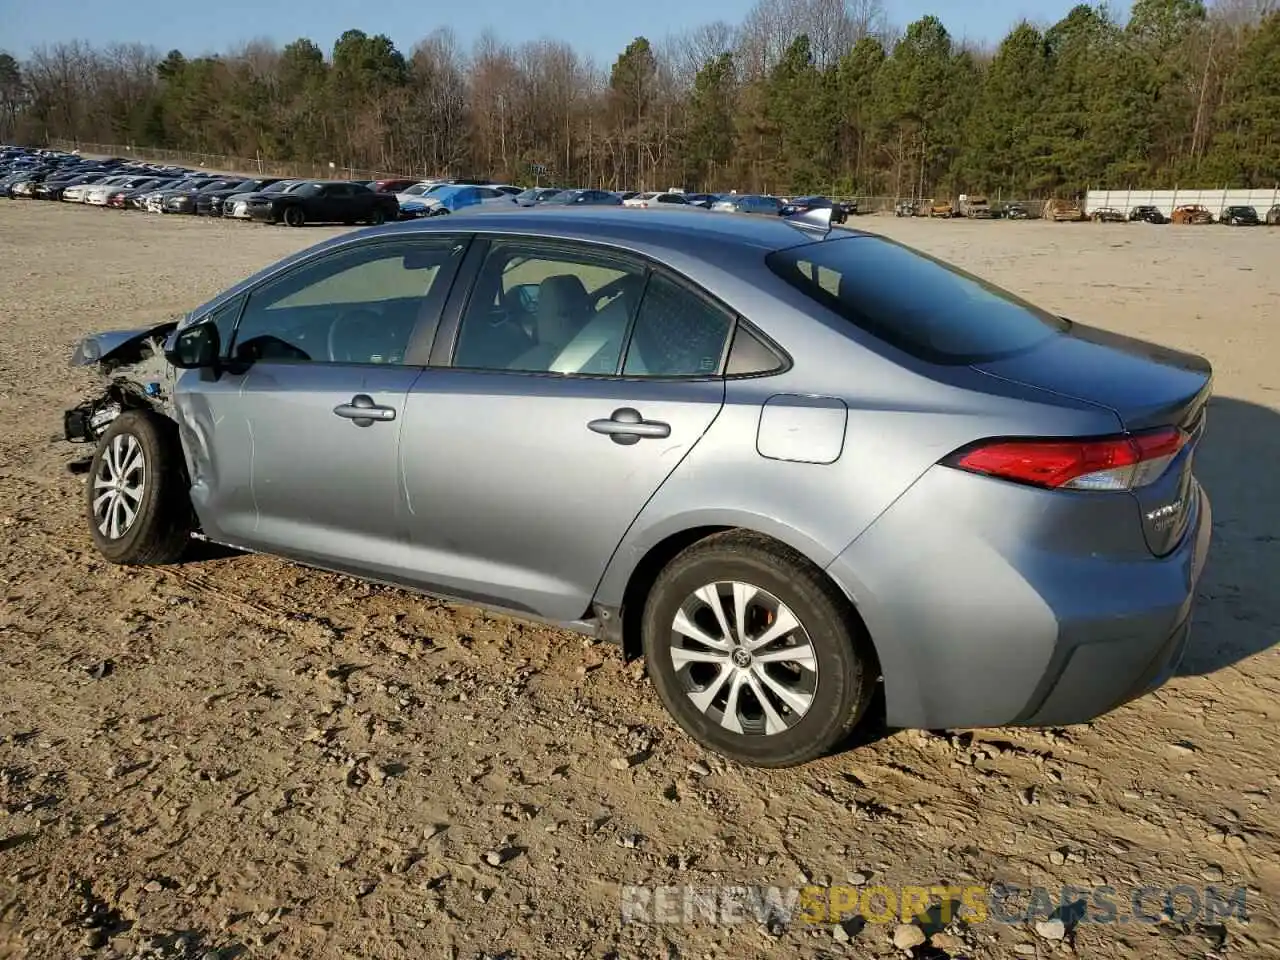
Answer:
[[1085, 187, 1280, 218]]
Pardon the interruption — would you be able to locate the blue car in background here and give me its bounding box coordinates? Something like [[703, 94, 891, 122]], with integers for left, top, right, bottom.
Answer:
[[417, 183, 519, 216]]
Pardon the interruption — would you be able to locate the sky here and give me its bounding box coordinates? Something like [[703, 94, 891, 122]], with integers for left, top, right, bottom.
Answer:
[[0, 0, 1133, 64]]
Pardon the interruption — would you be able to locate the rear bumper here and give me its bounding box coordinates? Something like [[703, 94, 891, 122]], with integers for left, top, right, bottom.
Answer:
[[826, 465, 1212, 730]]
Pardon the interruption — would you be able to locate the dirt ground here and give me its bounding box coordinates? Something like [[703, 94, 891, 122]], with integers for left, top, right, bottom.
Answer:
[[1, 203, 1277, 960]]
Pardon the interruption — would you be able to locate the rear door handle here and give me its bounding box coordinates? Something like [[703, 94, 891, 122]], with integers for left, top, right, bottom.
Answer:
[[333, 394, 396, 427], [588, 407, 671, 445]]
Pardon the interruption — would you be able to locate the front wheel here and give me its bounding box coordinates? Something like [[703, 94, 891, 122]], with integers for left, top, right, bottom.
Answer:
[[86, 410, 192, 565], [641, 531, 876, 768], [283, 206, 306, 227], [369, 208, 387, 225]]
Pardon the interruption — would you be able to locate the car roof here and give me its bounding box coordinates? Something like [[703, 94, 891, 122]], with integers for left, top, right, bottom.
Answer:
[[366, 206, 866, 256], [187, 206, 870, 327]]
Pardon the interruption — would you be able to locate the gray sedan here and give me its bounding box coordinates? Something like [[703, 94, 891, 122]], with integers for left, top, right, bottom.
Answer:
[[64, 206, 1212, 767]]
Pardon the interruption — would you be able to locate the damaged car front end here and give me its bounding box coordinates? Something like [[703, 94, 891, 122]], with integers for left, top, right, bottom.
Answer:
[[63, 321, 182, 446]]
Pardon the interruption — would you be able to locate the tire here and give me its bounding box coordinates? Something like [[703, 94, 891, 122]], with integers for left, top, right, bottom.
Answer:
[[283, 206, 305, 227], [370, 208, 387, 225], [85, 410, 192, 565], [641, 530, 876, 768]]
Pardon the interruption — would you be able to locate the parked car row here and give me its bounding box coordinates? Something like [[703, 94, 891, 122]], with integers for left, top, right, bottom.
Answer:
[[6, 146, 878, 231], [892, 193, 1280, 226], [1087, 203, 1279, 225], [1, 147, 416, 225]]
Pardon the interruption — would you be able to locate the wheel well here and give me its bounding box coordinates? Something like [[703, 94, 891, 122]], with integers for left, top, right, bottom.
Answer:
[[616, 526, 730, 662], [614, 526, 883, 686]]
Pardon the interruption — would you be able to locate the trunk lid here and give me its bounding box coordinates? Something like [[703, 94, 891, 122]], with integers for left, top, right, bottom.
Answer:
[[973, 321, 1212, 556]]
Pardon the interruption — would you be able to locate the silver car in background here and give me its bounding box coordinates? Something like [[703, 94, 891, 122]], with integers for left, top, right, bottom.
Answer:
[[62, 206, 1212, 767]]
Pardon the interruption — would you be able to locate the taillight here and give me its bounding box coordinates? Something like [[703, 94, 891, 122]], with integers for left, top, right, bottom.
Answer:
[[944, 427, 1188, 491]]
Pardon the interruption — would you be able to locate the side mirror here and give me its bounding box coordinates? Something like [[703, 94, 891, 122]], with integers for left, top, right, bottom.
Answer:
[[166, 323, 220, 369]]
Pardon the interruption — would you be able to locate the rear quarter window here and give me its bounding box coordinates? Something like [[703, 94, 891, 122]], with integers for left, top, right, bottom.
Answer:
[[765, 236, 1069, 365]]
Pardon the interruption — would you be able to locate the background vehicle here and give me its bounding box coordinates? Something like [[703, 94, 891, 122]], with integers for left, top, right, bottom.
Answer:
[[107, 178, 178, 209], [1091, 206, 1126, 223], [61, 206, 1212, 769], [623, 191, 690, 208], [33, 172, 107, 200], [539, 188, 623, 206], [928, 200, 954, 218], [778, 195, 847, 224], [514, 187, 563, 206], [162, 178, 247, 214], [1171, 204, 1214, 224], [1043, 198, 1085, 221], [197, 178, 283, 216], [413, 183, 520, 215], [246, 180, 399, 226], [1219, 205, 1260, 225], [712, 194, 784, 215], [894, 199, 919, 217], [142, 177, 219, 212], [1129, 205, 1167, 224], [1267, 205, 1280, 225], [86, 175, 164, 206], [223, 179, 303, 220], [958, 194, 992, 218], [371, 178, 419, 193], [1003, 202, 1031, 220], [683, 193, 721, 208]]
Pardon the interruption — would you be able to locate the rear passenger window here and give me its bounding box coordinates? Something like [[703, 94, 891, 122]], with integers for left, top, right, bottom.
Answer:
[[725, 325, 785, 376], [622, 274, 733, 377], [765, 236, 1069, 365]]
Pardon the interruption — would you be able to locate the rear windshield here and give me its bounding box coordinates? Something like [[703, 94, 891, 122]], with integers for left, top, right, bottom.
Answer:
[[765, 236, 1069, 365]]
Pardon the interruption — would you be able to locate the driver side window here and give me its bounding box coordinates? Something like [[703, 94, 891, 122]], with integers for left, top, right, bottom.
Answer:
[[452, 241, 647, 375], [228, 238, 465, 366]]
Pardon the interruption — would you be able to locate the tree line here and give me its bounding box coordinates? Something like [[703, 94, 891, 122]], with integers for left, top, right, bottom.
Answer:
[[1, 0, 1277, 198]]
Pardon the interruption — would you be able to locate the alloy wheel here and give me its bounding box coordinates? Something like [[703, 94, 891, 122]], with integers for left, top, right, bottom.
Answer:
[[92, 433, 146, 540], [669, 581, 817, 736]]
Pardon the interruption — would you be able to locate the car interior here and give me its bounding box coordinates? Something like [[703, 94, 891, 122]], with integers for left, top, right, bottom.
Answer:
[[226, 244, 462, 365]]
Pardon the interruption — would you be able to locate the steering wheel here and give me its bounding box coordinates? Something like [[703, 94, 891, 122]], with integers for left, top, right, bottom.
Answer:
[[327, 308, 384, 363]]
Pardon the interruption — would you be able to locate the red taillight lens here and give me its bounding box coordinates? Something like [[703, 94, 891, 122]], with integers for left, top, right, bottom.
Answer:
[[945, 427, 1188, 491]]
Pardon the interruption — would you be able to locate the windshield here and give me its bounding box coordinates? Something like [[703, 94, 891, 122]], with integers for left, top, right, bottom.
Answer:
[[765, 235, 1069, 365], [403, 183, 434, 196]]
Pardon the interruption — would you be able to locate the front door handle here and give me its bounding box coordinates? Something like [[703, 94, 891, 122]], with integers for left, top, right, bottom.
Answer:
[[333, 394, 396, 427], [588, 407, 671, 445]]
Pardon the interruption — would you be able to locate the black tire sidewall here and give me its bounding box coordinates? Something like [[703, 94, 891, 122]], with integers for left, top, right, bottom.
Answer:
[[284, 207, 304, 227], [86, 410, 188, 564], [371, 209, 386, 225], [642, 541, 870, 766]]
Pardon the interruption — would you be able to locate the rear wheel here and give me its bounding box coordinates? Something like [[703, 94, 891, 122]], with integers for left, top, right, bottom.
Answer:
[[641, 531, 876, 768], [86, 410, 192, 565], [370, 208, 387, 225], [283, 206, 305, 227]]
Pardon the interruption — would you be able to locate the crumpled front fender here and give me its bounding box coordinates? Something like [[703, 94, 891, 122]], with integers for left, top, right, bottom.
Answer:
[[70, 320, 181, 369]]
